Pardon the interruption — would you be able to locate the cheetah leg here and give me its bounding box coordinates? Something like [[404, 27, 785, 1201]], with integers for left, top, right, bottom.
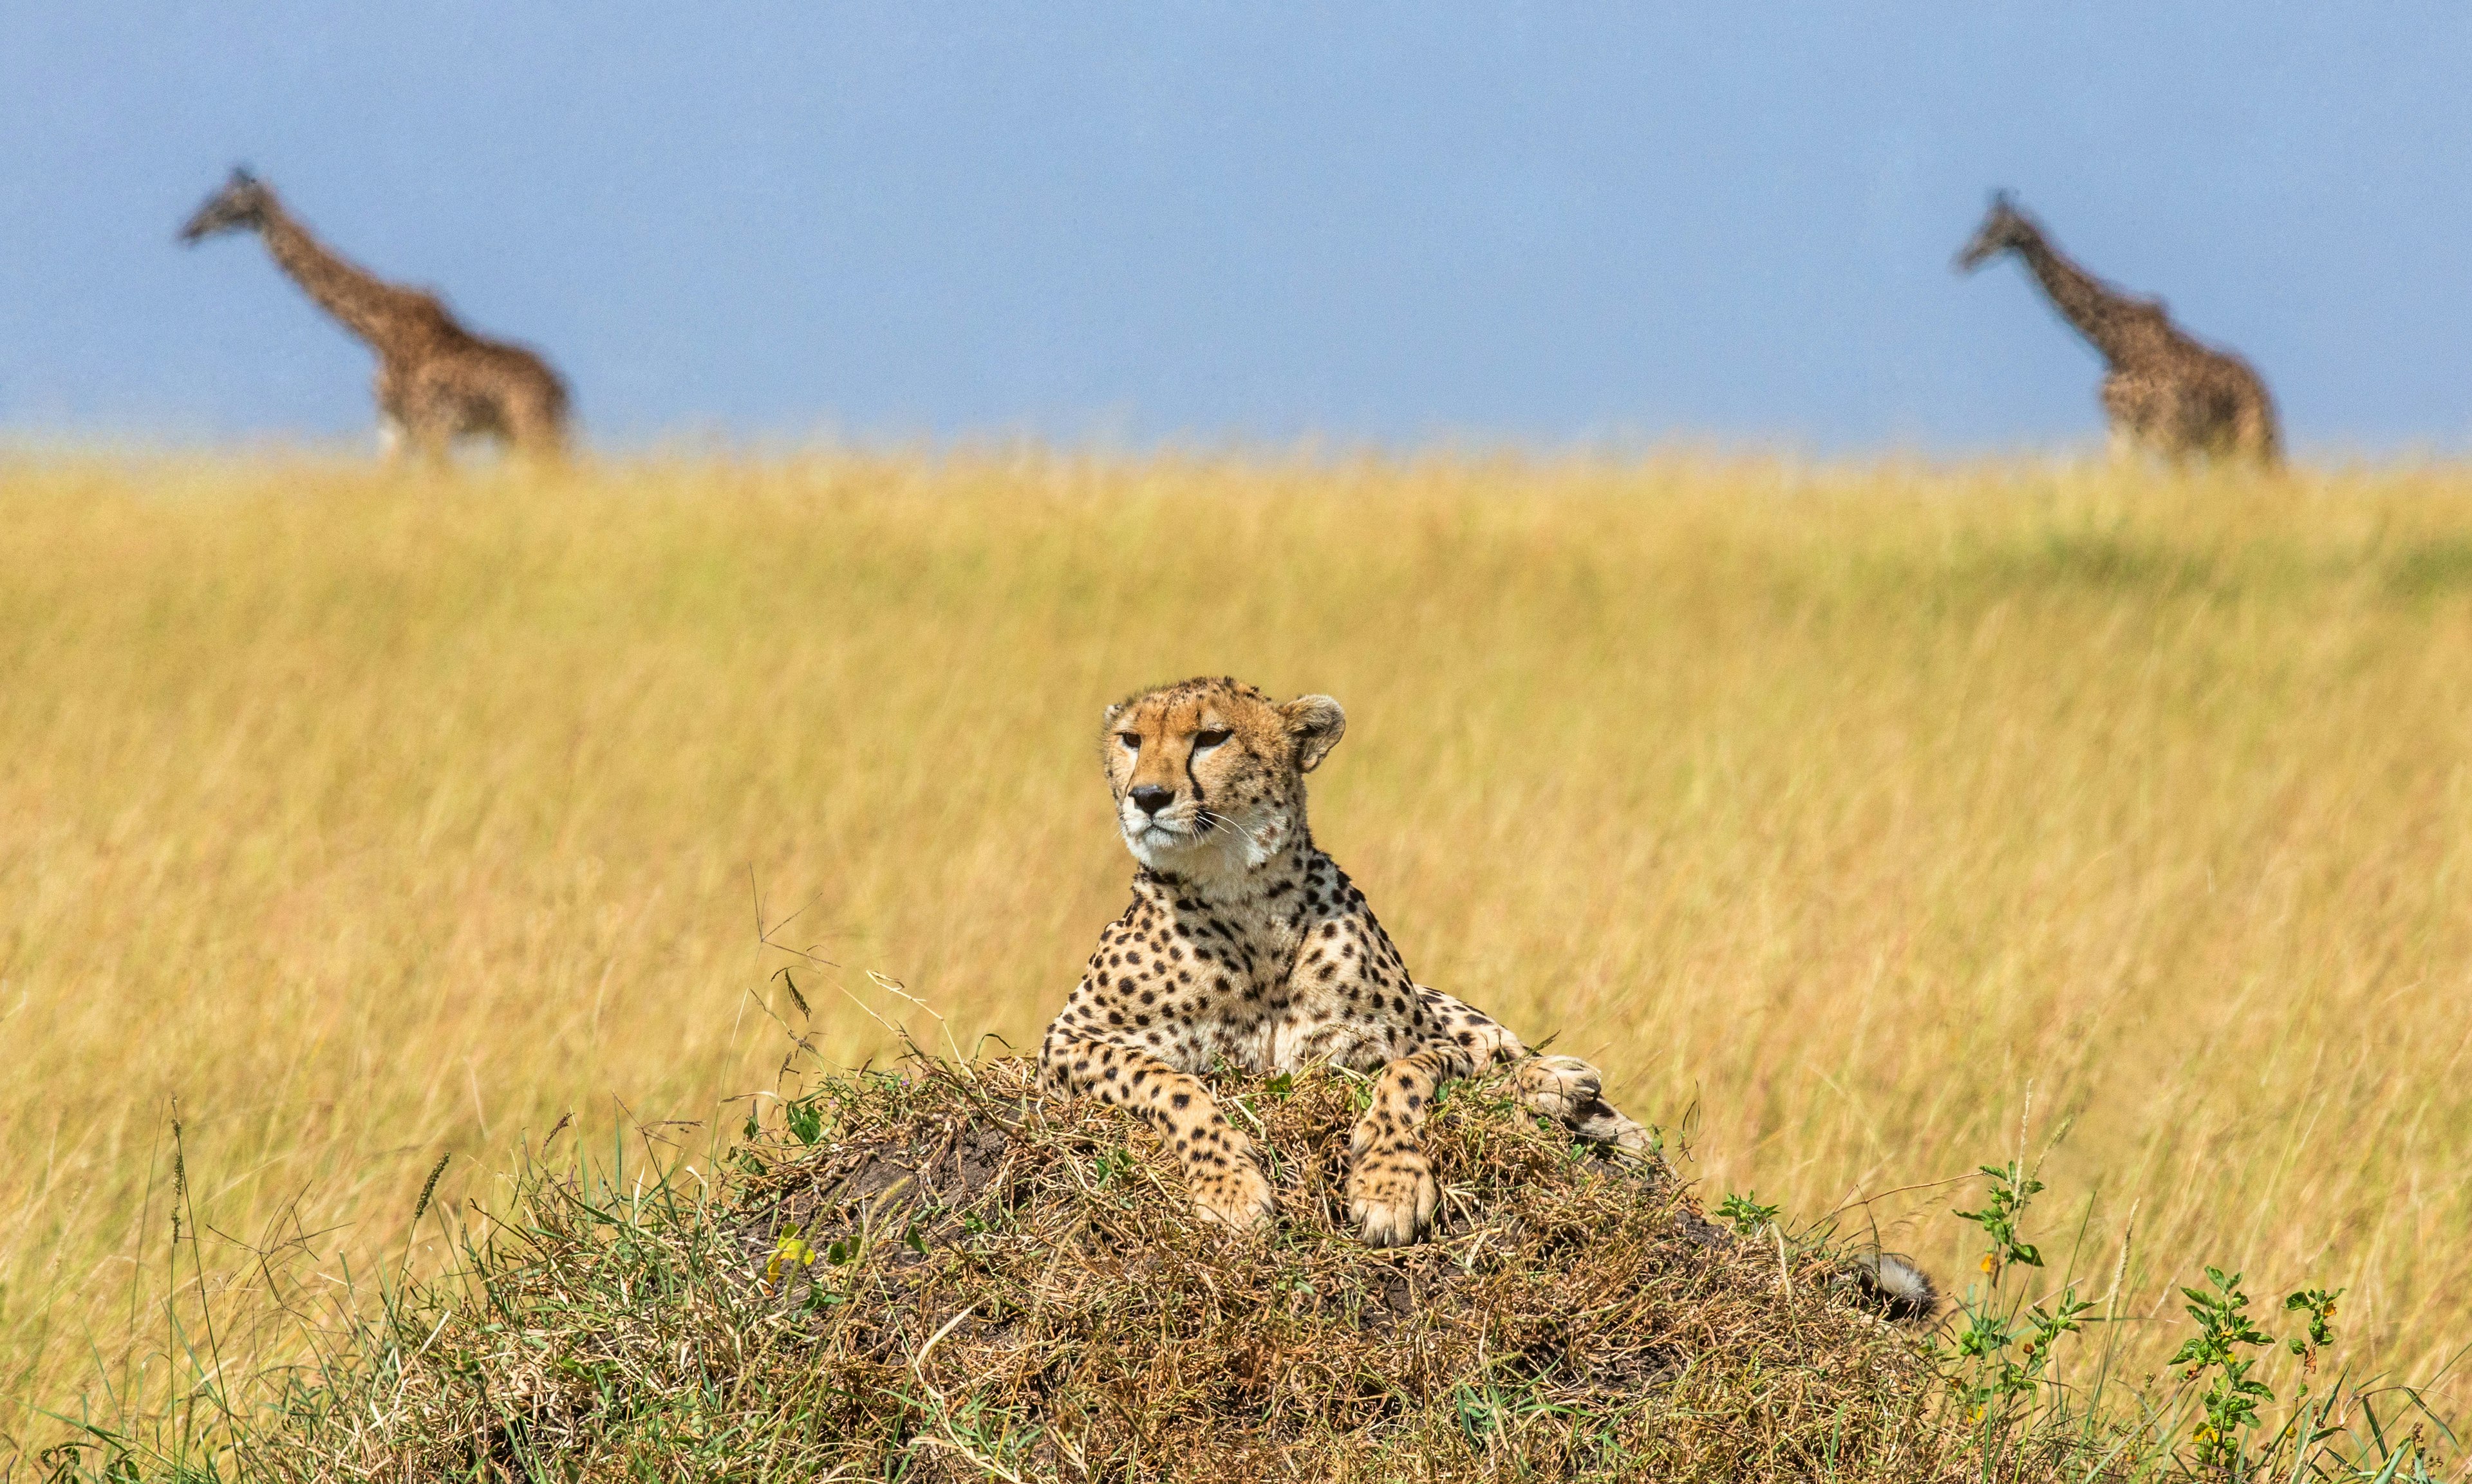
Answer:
[[1347, 1044, 1468, 1247], [1412, 985, 1530, 1071], [1416, 987, 1656, 1157], [1040, 1033, 1273, 1232]]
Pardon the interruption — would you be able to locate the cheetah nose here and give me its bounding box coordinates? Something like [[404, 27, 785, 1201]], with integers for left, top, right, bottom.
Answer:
[[1130, 785, 1175, 817]]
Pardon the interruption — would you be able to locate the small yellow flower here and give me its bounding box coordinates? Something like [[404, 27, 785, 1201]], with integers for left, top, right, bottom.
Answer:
[[1980, 1255, 1998, 1274], [764, 1233, 816, 1284]]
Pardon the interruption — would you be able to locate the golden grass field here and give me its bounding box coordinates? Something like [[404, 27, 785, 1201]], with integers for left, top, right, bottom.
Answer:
[[3, 450, 2469, 1452]]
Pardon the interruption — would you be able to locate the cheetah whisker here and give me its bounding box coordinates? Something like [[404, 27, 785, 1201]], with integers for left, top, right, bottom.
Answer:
[[1195, 808, 1267, 852]]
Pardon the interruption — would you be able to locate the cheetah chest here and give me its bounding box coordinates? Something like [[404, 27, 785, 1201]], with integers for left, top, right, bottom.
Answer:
[[1092, 884, 1432, 1076]]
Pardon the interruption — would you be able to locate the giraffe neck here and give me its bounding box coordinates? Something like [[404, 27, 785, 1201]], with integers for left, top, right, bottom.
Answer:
[[252, 197, 442, 357], [2010, 227, 2149, 366]]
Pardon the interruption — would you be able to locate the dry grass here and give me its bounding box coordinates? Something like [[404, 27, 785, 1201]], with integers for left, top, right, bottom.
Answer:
[[208, 1057, 1951, 1481], [2, 450, 2469, 1469]]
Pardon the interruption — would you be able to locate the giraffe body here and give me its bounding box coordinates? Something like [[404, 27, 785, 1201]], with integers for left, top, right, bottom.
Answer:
[[1959, 193, 2279, 465], [182, 170, 569, 462]]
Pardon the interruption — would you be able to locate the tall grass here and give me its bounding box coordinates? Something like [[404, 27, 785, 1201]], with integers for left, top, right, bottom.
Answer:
[[1, 450, 2467, 1461]]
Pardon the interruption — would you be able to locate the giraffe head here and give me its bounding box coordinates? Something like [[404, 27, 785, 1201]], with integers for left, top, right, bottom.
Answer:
[[1954, 191, 2037, 273], [179, 169, 273, 245]]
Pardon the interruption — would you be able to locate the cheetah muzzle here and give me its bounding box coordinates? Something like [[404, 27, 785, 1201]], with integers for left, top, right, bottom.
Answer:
[[1038, 676, 1657, 1247]]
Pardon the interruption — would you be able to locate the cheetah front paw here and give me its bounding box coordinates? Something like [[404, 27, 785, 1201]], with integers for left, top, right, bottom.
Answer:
[[1515, 1053, 1603, 1121], [1517, 1054, 1656, 1155], [1345, 1145, 1439, 1247], [1188, 1159, 1276, 1234]]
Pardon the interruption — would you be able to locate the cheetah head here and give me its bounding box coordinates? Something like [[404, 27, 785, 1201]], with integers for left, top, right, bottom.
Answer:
[[1101, 676, 1345, 881]]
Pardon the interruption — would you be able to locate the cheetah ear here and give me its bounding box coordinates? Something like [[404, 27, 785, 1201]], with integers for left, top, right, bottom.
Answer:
[[1103, 701, 1124, 726], [1282, 694, 1347, 773]]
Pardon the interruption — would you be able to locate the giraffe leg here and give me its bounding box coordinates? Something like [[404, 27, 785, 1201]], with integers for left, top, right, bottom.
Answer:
[[374, 371, 413, 465], [504, 394, 567, 463], [1040, 1033, 1273, 1231], [2233, 395, 2281, 467], [2101, 373, 2166, 465], [400, 398, 458, 467]]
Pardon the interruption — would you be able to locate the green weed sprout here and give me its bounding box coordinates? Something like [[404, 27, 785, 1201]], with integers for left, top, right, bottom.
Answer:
[[1954, 1160, 2045, 1284], [2170, 1266, 2277, 1471], [1716, 1190, 1783, 1237]]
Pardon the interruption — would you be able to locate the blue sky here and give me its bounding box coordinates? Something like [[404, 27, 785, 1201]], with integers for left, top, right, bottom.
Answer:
[[3, 4, 2469, 450]]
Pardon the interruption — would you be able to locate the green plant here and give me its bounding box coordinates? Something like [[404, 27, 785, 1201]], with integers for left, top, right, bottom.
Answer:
[[2283, 1285, 2343, 1375], [2169, 1266, 2277, 1471], [1716, 1190, 1781, 1236], [1938, 1153, 2104, 1439], [1951, 1286, 2098, 1414], [1953, 1160, 2045, 1285]]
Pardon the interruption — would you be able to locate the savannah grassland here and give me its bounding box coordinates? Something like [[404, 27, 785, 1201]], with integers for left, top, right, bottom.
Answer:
[[2, 450, 2469, 1458]]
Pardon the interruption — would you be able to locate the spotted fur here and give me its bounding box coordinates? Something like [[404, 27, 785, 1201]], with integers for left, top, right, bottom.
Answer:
[[1040, 676, 1654, 1247]]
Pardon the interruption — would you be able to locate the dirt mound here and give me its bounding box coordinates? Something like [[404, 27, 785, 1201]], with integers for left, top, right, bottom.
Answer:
[[201, 1057, 1964, 1483], [715, 1057, 1949, 1480]]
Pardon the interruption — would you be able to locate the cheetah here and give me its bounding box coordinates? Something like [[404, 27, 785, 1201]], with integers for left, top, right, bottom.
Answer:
[[1040, 676, 1656, 1247]]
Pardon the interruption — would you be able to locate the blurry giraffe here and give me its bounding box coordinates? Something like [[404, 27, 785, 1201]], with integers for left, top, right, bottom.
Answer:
[[181, 169, 570, 463], [1958, 192, 2278, 465]]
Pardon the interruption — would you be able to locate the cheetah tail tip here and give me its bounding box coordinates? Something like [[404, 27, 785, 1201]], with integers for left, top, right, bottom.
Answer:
[[1851, 1250, 1940, 1325]]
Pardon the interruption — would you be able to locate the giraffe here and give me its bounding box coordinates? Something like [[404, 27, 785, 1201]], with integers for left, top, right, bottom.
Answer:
[[1956, 192, 2280, 465], [180, 169, 571, 462]]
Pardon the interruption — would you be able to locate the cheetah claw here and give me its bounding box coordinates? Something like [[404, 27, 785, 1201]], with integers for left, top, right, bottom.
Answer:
[[1346, 1150, 1439, 1247], [1190, 1160, 1276, 1234], [1515, 1054, 1604, 1120]]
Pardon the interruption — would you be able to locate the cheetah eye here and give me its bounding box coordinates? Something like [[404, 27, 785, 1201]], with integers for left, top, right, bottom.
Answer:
[[1116, 732, 1141, 751], [1193, 729, 1231, 750]]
